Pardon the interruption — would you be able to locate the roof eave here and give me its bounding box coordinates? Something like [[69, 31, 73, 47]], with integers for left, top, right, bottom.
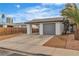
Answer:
[[25, 20, 64, 24]]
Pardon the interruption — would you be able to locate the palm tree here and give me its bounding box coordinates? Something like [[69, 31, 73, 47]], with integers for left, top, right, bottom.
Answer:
[[61, 3, 79, 24], [61, 3, 79, 40]]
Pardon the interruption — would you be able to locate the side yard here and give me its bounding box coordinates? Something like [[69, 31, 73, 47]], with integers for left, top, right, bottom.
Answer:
[[0, 33, 23, 41]]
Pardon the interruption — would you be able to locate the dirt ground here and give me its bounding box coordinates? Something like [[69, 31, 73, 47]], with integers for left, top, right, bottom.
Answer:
[[0, 33, 23, 41], [43, 34, 79, 51]]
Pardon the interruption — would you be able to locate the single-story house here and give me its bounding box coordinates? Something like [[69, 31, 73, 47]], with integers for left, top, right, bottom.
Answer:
[[26, 17, 65, 35], [13, 22, 27, 28], [0, 23, 13, 28]]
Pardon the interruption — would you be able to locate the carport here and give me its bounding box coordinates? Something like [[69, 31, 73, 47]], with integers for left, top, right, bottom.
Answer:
[[26, 17, 64, 35]]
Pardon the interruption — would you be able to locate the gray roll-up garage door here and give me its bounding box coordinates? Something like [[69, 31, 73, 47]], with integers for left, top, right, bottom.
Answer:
[[43, 23, 55, 35]]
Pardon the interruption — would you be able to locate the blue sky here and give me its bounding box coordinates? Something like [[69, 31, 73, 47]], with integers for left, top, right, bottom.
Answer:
[[0, 3, 65, 23]]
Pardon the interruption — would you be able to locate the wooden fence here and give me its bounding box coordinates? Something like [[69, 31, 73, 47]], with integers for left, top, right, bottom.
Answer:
[[0, 27, 27, 35], [32, 29, 39, 33]]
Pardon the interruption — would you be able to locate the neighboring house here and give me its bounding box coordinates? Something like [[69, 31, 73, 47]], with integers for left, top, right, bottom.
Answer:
[[26, 17, 65, 35], [13, 22, 27, 28], [0, 23, 13, 28]]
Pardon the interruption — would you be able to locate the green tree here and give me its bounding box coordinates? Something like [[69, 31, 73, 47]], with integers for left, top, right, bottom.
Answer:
[[61, 3, 79, 25], [61, 3, 79, 40]]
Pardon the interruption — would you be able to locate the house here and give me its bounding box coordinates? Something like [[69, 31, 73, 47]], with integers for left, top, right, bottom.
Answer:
[[13, 22, 27, 28], [26, 17, 65, 35], [0, 23, 13, 28]]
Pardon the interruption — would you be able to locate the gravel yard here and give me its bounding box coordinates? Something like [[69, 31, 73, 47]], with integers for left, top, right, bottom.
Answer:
[[43, 34, 79, 51]]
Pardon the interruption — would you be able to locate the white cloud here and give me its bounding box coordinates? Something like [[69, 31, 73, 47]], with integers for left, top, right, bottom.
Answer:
[[7, 4, 63, 23], [26, 7, 48, 13]]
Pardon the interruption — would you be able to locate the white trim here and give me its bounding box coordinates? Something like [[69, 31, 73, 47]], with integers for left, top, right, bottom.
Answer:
[[26, 24, 32, 35], [56, 22, 62, 35], [39, 23, 43, 35]]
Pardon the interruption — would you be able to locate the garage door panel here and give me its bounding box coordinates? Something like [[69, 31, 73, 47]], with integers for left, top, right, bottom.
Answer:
[[43, 23, 55, 35]]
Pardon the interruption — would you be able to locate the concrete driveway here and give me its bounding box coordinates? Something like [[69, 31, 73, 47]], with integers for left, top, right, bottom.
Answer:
[[0, 34, 53, 55], [0, 34, 79, 56]]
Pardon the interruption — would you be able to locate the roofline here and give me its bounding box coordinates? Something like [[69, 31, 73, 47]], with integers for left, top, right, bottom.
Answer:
[[25, 16, 66, 24], [26, 20, 64, 24]]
